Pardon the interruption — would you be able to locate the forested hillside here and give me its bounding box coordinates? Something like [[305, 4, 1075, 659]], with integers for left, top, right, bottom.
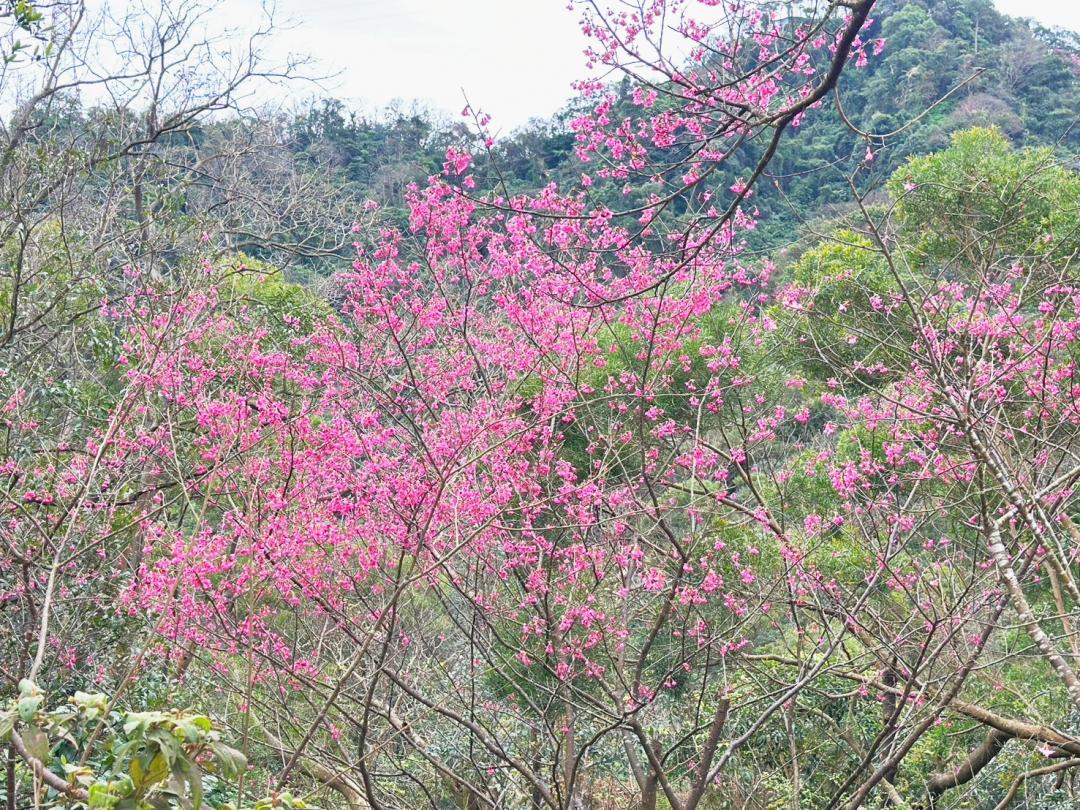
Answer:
[[2, 1, 1080, 809], [284, 0, 1080, 251]]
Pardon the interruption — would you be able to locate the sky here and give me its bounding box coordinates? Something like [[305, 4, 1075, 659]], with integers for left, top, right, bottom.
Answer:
[[207, 0, 1079, 132], [220, 0, 589, 133]]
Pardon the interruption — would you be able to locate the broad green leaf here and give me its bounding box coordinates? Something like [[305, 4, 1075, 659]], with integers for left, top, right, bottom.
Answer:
[[179, 757, 204, 810], [0, 710, 14, 741], [20, 726, 50, 762], [74, 691, 110, 718], [145, 752, 169, 788], [131, 752, 169, 793], [147, 728, 182, 766], [113, 775, 135, 797], [17, 679, 40, 698], [130, 757, 144, 788], [17, 695, 42, 723], [173, 715, 212, 743], [123, 711, 165, 736], [88, 782, 120, 809], [211, 742, 247, 779]]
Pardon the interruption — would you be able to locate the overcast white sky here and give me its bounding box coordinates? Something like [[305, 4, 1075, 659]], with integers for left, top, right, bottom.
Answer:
[[219, 0, 588, 132], [216, 0, 1079, 132]]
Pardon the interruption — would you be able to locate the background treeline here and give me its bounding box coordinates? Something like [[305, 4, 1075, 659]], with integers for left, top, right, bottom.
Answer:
[[282, 0, 1080, 252], [13, 0, 1076, 284]]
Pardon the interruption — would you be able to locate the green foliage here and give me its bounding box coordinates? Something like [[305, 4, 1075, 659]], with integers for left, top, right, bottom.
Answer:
[[775, 230, 899, 385], [0, 681, 312, 810], [734, 0, 1078, 249], [888, 126, 1080, 269], [271, 0, 1080, 263], [222, 254, 334, 335], [2, 0, 48, 62]]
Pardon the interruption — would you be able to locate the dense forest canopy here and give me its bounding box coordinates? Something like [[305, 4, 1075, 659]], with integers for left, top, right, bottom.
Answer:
[[1, 1, 1079, 809], [279, 0, 1080, 254]]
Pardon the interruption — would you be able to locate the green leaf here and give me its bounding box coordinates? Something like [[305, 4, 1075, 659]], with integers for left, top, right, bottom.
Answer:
[[211, 742, 247, 779], [112, 739, 139, 764], [20, 726, 50, 762], [74, 691, 110, 718], [17, 695, 42, 723], [130, 757, 144, 788], [123, 711, 165, 736], [147, 728, 182, 766], [17, 679, 39, 698], [113, 774, 135, 797], [146, 752, 169, 788], [180, 758, 203, 810], [167, 757, 203, 810], [0, 710, 14, 741], [173, 715, 212, 743], [88, 782, 121, 809], [131, 751, 169, 792]]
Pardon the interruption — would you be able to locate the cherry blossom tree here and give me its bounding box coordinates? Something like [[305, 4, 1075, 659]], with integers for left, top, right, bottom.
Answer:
[[23, 3, 1080, 810]]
